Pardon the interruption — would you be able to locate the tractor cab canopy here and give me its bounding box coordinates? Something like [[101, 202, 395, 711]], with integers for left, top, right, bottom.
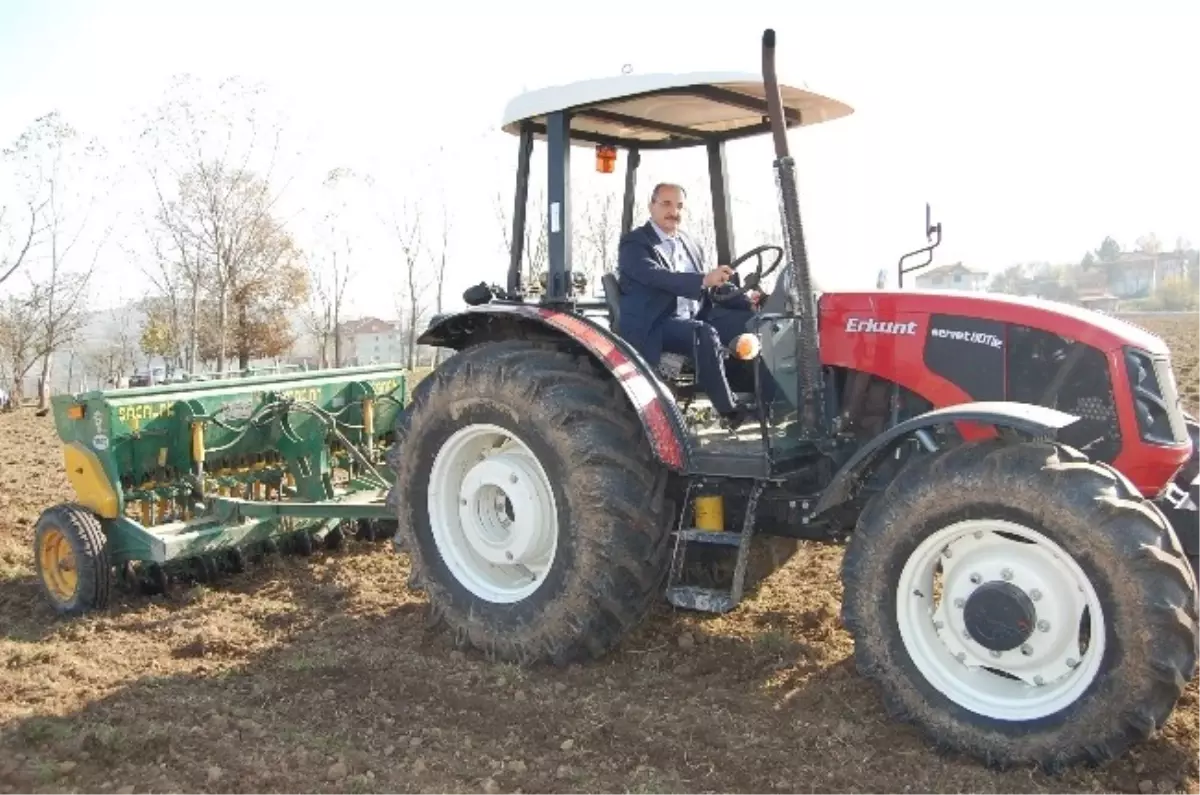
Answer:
[[498, 71, 853, 304]]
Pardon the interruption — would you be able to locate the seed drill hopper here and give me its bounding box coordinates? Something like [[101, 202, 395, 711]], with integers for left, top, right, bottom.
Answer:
[[33, 364, 409, 613]]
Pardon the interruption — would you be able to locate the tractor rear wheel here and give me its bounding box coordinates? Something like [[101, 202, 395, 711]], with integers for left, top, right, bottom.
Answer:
[[388, 339, 672, 664], [841, 439, 1198, 770]]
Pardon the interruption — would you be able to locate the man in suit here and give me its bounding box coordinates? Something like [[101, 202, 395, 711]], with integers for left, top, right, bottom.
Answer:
[[616, 182, 760, 423]]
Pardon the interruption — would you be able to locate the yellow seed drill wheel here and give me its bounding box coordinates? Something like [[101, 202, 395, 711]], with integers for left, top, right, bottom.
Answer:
[[33, 504, 111, 616], [38, 528, 78, 602]]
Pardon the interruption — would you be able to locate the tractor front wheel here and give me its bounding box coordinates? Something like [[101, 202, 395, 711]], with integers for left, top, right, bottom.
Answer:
[[389, 340, 673, 664], [33, 503, 112, 616], [841, 439, 1198, 770]]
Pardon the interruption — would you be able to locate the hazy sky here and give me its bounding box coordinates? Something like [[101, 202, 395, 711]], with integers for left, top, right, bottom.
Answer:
[[1, 0, 1197, 321]]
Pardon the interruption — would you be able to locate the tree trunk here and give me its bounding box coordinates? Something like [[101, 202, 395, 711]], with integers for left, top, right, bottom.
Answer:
[[333, 303, 342, 368], [237, 302, 250, 372], [37, 353, 53, 410], [188, 280, 200, 373], [406, 299, 418, 370], [434, 253, 445, 366], [217, 284, 228, 373]]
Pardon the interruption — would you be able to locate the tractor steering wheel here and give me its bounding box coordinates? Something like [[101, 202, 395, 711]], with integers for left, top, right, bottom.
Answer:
[[708, 244, 785, 305]]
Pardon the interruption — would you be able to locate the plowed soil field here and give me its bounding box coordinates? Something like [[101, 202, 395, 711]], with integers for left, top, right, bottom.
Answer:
[[1, 314, 1197, 794]]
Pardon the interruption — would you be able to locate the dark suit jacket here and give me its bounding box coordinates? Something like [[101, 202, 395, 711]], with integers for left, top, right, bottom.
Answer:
[[615, 221, 751, 365]]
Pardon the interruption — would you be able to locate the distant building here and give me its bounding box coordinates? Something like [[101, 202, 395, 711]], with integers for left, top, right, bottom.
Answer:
[[1077, 290, 1121, 313], [336, 317, 406, 365], [914, 262, 989, 291]]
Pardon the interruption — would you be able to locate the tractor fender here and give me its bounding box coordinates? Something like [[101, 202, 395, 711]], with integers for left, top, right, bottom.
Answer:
[[419, 303, 692, 472], [811, 401, 1080, 518]]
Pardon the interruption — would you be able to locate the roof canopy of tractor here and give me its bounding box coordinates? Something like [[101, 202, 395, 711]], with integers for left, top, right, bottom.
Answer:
[[500, 71, 854, 150]]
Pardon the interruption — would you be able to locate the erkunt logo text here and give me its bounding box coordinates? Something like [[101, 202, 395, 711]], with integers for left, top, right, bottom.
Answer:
[[845, 317, 919, 335]]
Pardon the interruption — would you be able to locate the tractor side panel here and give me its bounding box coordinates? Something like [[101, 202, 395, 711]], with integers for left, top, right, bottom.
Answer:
[[819, 296, 1125, 456], [817, 296, 997, 441], [819, 292, 1186, 494]]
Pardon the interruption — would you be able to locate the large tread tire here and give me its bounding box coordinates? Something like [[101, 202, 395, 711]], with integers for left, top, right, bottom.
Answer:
[[33, 503, 111, 616], [841, 439, 1198, 770], [387, 339, 673, 665]]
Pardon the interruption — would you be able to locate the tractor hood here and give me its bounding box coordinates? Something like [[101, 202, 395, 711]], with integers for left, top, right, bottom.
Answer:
[[819, 290, 1171, 356]]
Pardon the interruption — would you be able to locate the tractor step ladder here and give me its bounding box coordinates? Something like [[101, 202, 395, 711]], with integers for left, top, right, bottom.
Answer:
[[665, 480, 765, 614]]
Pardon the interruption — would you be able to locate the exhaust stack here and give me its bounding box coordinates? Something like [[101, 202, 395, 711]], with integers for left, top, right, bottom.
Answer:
[[761, 29, 824, 437]]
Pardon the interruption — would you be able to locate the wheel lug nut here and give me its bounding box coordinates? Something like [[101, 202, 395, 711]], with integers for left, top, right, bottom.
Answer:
[[1001, 568, 1013, 581], [962, 630, 971, 640], [933, 620, 943, 630], [1020, 644, 1033, 656], [1030, 589, 1042, 601], [954, 598, 965, 609], [973, 530, 982, 539], [1034, 675, 1045, 686], [1037, 620, 1050, 632], [955, 652, 966, 663], [969, 573, 981, 584], [1066, 657, 1079, 668], [989, 650, 1001, 658], [509, 474, 518, 484]]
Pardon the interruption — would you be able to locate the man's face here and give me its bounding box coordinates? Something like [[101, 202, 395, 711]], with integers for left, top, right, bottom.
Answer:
[[650, 186, 684, 235]]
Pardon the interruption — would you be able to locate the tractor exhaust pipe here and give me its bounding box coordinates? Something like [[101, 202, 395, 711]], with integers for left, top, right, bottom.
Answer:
[[762, 28, 824, 437]]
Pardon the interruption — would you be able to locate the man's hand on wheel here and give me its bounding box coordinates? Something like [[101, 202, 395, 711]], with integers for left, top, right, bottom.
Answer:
[[703, 265, 734, 289]]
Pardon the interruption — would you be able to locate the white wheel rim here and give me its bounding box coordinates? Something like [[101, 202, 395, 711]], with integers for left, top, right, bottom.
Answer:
[[427, 423, 559, 603], [895, 518, 1107, 721]]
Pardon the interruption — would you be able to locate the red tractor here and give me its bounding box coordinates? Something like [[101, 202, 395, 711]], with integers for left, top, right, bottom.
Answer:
[[386, 30, 1198, 770]]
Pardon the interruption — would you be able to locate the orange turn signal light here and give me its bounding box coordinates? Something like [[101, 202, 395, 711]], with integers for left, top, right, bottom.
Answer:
[[66, 404, 86, 420], [595, 145, 617, 174], [730, 333, 761, 360]]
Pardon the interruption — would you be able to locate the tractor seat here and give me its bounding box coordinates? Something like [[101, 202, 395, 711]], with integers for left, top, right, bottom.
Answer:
[[600, 272, 692, 382], [600, 272, 623, 335]]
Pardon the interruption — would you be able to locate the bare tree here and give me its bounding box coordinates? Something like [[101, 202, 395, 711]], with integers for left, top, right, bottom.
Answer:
[[0, 199, 48, 288], [578, 192, 621, 290], [4, 112, 113, 409], [0, 291, 41, 407], [305, 167, 362, 368], [136, 74, 300, 373], [2, 120, 55, 289], [128, 203, 199, 372], [425, 195, 452, 366], [495, 187, 548, 292], [1136, 233, 1162, 255], [384, 197, 429, 369]]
